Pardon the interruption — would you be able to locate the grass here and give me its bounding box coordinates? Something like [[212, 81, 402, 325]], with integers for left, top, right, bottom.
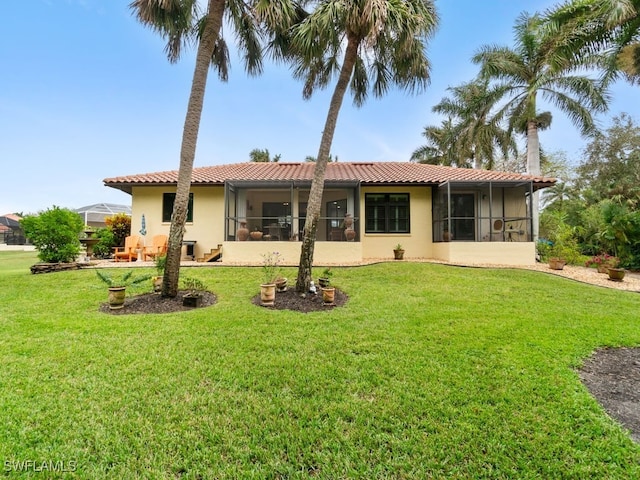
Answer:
[[0, 251, 639, 478]]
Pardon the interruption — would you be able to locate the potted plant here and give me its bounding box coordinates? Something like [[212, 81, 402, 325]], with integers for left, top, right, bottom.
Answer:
[[95, 269, 151, 310], [152, 254, 166, 292], [181, 276, 207, 307], [250, 228, 263, 241], [260, 252, 282, 306], [393, 243, 405, 260], [585, 253, 618, 274], [318, 267, 333, 288], [275, 276, 288, 292]]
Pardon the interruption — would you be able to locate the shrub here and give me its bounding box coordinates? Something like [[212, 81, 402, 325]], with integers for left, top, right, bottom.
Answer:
[[20, 206, 84, 263], [105, 213, 131, 247], [91, 227, 116, 259]]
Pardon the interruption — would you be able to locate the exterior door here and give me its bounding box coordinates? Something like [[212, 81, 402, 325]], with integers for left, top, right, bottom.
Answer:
[[451, 193, 475, 241]]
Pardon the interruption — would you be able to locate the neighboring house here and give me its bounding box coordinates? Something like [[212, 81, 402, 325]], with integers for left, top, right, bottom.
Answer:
[[74, 203, 131, 228], [103, 162, 555, 265], [0, 214, 26, 245]]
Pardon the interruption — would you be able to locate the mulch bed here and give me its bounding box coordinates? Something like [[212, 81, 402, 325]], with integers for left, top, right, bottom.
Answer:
[[251, 287, 348, 312], [99, 291, 217, 315], [579, 347, 640, 443]]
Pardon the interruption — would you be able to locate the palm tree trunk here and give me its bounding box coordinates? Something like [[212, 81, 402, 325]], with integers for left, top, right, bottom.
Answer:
[[295, 35, 359, 293], [162, 0, 225, 297], [526, 119, 541, 243]]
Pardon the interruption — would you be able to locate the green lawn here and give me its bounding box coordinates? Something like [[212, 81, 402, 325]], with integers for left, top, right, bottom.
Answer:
[[0, 251, 639, 478]]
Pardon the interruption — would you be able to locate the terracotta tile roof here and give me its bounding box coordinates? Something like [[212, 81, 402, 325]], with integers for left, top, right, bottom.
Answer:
[[104, 162, 556, 193]]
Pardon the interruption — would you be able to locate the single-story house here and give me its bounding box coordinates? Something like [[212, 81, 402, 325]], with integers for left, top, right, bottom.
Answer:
[[103, 162, 555, 265]]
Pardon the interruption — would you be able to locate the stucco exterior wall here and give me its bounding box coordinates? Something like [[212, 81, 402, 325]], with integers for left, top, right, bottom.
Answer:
[[222, 241, 362, 266], [131, 185, 225, 260], [432, 241, 536, 265], [360, 186, 432, 260]]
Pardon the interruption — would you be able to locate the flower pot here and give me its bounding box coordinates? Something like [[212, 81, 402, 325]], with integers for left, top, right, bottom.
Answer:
[[152, 276, 163, 293], [107, 287, 126, 310], [237, 221, 249, 241], [250, 231, 263, 241], [183, 294, 202, 307], [318, 277, 330, 288], [597, 264, 609, 274], [322, 287, 335, 305], [548, 258, 566, 270], [260, 283, 276, 306], [393, 249, 405, 260], [344, 227, 356, 241], [607, 267, 625, 281], [275, 278, 287, 292]]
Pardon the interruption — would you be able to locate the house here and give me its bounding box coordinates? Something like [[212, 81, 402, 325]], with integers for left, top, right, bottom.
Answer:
[[74, 203, 131, 228], [103, 162, 555, 265]]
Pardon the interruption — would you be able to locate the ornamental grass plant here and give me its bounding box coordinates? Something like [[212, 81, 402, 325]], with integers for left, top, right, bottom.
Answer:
[[1, 251, 639, 478]]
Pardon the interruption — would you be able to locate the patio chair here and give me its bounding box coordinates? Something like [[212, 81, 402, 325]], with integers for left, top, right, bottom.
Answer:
[[143, 234, 168, 261], [491, 219, 504, 241], [113, 235, 142, 262]]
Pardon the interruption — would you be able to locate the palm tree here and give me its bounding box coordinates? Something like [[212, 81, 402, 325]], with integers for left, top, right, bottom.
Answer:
[[130, 0, 296, 297], [543, 0, 640, 84], [410, 119, 471, 167], [431, 80, 517, 169], [472, 12, 609, 241], [284, 0, 438, 293]]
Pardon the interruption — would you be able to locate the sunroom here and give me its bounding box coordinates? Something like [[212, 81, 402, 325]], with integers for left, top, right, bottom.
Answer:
[[224, 180, 361, 242]]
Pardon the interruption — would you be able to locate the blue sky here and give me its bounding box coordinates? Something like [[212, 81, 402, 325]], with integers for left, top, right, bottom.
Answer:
[[2, 0, 639, 215]]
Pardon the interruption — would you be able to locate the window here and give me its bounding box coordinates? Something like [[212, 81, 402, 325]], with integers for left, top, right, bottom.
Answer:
[[365, 193, 410, 233], [162, 193, 193, 223]]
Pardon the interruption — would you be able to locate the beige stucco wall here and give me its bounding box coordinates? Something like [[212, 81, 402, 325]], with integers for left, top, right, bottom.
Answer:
[[130, 185, 225, 260], [222, 240, 362, 266], [360, 186, 433, 260], [432, 241, 536, 265]]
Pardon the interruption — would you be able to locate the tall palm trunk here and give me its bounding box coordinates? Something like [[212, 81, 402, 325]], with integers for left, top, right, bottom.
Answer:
[[526, 119, 541, 243], [162, 0, 225, 297], [295, 35, 359, 293]]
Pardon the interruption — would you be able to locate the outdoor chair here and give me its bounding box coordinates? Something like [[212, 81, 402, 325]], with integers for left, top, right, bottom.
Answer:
[[113, 235, 142, 262], [491, 219, 504, 241], [143, 234, 168, 261]]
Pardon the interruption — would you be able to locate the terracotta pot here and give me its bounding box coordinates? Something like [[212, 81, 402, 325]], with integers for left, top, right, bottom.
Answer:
[[250, 231, 263, 241], [322, 287, 335, 305], [548, 258, 566, 270], [260, 283, 276, 306], [607, 267, 625, 281], [344, 227, 356, 241], [237, 221, 249, 241], [108, 287, 126, 310], [275, 278, 287, 292]]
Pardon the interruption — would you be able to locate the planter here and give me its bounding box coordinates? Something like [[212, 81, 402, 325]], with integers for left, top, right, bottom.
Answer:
[[318, 277, 330, 288], [237, 221, 249, 241], [183, 294, 202, 308], [344, 227, 356, 242], [322, 287, 335, 306], [250, 231, 263, 241], [260, 283, 276, 306], [393, 249, 405, 260], [107, 286, 127, 310], [548, 258, 566, 270], [597, 264, 610, 274], [275, 278, 288, 292], [607, 267, 625, 281]]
